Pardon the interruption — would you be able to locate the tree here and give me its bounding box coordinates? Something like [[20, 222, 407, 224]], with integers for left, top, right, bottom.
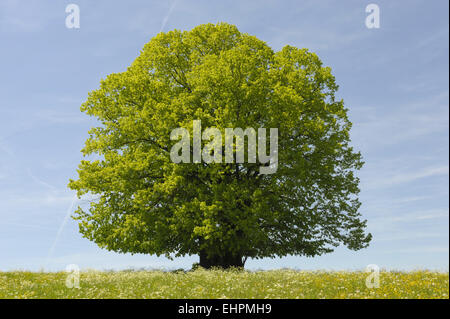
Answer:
[[68, 23, 371, 269]]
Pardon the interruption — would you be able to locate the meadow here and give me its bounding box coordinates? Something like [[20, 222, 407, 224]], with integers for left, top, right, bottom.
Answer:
[[0, 269, 448, 299]]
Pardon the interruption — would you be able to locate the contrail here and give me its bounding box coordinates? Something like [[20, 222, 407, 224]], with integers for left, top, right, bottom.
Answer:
[[44, 193, 78, 270], [160, 0, 178, 32]]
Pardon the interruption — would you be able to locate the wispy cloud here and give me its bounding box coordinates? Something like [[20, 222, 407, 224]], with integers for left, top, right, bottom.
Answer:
[[1, 221, 55, 231], [368, 209, 449, 235], [27, 168, 56, 191], [386, 166, 448, 186], [384, 246, 449, 254], [363, 165, 449, 190], [0, 140, 14, 156], [35, 109, 87, 125], [376, 232, 446, 242], [352, 91, 449, 151], [0, 0, 55, 32]]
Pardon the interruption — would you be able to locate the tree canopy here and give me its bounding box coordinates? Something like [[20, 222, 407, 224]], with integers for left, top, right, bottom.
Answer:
[[68, 22, 371, 268]]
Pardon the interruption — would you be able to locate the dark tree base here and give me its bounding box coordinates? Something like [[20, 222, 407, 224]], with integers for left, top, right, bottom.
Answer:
[[199, 251, 244, 269]]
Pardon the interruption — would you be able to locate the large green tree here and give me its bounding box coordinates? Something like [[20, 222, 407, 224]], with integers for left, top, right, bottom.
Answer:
[[69, 23, 371, 269]]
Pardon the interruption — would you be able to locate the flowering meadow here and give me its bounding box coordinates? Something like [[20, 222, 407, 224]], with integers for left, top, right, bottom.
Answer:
[[0, 269, 448, 299]]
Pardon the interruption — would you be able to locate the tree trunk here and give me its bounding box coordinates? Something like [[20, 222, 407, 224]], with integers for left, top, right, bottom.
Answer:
[[199, 250, 244, 269]]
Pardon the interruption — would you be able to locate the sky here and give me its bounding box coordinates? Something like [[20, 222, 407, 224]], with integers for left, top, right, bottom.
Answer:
[[0, 0, 448, 272]]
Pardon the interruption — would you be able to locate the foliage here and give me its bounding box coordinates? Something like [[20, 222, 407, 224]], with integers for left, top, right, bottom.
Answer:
[[68, 22, 371, 264]]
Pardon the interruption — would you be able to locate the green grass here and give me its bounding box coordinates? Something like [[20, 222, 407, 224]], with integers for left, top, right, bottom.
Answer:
[[0, 269, 448, 299]]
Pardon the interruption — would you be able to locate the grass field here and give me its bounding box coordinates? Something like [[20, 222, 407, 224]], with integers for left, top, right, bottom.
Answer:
[[0, 269, 448, 299]]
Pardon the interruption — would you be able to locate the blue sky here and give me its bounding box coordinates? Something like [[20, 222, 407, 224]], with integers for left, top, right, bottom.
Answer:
[[0, 0, 448, 271]]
